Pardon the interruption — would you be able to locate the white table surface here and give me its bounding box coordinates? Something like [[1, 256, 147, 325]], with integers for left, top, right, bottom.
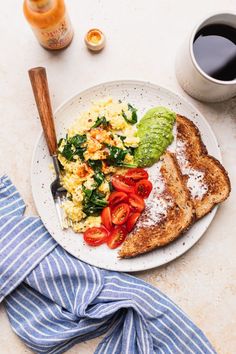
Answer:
[[0, 1, 235, 353]]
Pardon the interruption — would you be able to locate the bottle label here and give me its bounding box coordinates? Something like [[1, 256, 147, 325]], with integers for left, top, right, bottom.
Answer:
[[32, 13, 73, 49]]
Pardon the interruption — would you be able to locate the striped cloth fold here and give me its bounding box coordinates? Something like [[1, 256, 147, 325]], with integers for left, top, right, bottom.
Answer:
[[0, 175, 216, 354]]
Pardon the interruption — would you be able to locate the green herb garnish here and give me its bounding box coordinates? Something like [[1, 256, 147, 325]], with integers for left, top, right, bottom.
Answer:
[[60, 143, 74, 161], [109, 181, 114, 192], [87, 159, 102, 172], [70, 134, 87, 146], [105, 145, 137, 167], [117, 134, 126, 142], [92, 116, 109, 128], [82, 186, 108, 216], [60, 134, 87, 161], [94, 171, 105, 186], [126, 147, 136, 156], [122, 103, 138, 125], [106, 145, 128, 165], [87, 159, 105, 186], [58, 138, 64, 148]]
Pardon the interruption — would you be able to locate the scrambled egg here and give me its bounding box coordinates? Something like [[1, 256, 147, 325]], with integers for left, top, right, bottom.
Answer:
[[58, 98, 140, 232], [73, 216, 102, 233], [68, 98, 130, 135], [63, 200, 85, 223]]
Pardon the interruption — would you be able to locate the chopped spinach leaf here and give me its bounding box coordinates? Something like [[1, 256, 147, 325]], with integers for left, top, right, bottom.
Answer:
[[60, 134, 87, 162], [117, 162, 137, 168], [70, 134, 87, 146], [126, 146, 136, 156], [94, 171, 105, 186], [106, 145, 128, 166], [87, 159, 104, 186], [128, 103, 138, 123], [58, 138, 64, 148], [106, 145, 137, 167], [109, 181, 114, 192], [82, 186, 108, 216], [117, 134, 126, 142], [92, 116, 109, 128], [94, 190, 106, 199], [61, 143, 75, 161], [93, 197, 107, 207], [87, 159, 102, 172], [74, 147, 86, 161], [107, 145, 127, 163], [83, 187, 93, 199], [122, 103, 138, 124]]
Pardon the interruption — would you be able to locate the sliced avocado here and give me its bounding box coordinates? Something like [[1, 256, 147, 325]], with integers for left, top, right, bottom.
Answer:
[[134, 106, 176, 167], [137, 130, 174, 146], [137, 117, 174, 132], [137, 106, 176, 125], [135, 140, 166, 156]]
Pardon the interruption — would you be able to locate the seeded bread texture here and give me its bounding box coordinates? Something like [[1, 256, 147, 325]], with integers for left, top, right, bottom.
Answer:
[[119, 152, 194, 258], [119, 115, 231, 259], [176, 115, 231, 219]]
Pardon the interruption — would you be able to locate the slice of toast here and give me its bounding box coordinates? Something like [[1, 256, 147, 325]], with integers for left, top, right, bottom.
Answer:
[[119, 152, 194, 258], [176, 115, 231, 219]]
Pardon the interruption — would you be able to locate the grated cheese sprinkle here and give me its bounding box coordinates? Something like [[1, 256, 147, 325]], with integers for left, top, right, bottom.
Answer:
[[135, 162, 173, 229], [176, 139, 208, 200]]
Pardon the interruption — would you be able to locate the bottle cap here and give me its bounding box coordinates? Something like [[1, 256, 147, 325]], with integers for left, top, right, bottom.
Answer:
[[85, 29, 105, 52]]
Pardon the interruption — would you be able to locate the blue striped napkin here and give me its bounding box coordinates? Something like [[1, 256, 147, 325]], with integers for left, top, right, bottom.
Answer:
[[0, 175, 216, 354]]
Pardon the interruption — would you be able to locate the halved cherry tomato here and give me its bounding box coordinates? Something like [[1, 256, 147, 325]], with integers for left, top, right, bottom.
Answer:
[[125, 168, 148, 181], [126, 212, 141, 232], [112, 175, 134, 194], [107, 225, 128, 249], [134, 179, 153, 199], [108, 191, 128, 206], [101, 207, 112, 231], [84, 227, 109, 246], [128, 193, 145, 212], [123, 177, 136, 186], [111, 203, 130, 225]]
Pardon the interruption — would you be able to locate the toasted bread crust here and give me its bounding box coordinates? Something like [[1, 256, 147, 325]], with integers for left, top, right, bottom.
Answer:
[[176, 115, 231, 219], [119, 152, 194, 258], [176, 114, 208, 156], [118, 114, 231, 259]]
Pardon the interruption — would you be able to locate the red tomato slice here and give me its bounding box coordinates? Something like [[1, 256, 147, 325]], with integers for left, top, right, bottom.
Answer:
[[101, 207, 112, 231], [126, 212, 141, 232], [134, 179, 153, 199], [111, 203, 130, 225], [108, 191, 128, 206], [123, 177, 136, 186], [84, 227, 109, 247], [125, 168, 148, 181], [107, 226, 128, 249], [112, 175, 134, 194], [128, 193, 145, 212]]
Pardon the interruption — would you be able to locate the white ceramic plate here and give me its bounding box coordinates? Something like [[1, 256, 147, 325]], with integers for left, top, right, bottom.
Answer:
[[31, 80, 220, 272]]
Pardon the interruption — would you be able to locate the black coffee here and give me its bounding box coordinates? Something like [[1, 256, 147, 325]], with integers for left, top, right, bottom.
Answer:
[[193, 24, 236, 81]]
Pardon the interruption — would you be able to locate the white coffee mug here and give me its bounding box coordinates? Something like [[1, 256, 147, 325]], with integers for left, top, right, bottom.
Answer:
[[175, 13, 236, 102]]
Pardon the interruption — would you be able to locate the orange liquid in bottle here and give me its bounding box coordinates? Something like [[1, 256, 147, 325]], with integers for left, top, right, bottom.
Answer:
[[23, 0, 74, 50]]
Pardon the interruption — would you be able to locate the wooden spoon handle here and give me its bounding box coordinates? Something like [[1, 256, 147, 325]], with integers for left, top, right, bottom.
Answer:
[[28, 67, 57, 156]]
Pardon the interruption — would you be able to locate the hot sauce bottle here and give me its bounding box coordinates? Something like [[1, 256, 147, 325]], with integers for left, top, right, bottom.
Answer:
[[23, 0, 74, 50]]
